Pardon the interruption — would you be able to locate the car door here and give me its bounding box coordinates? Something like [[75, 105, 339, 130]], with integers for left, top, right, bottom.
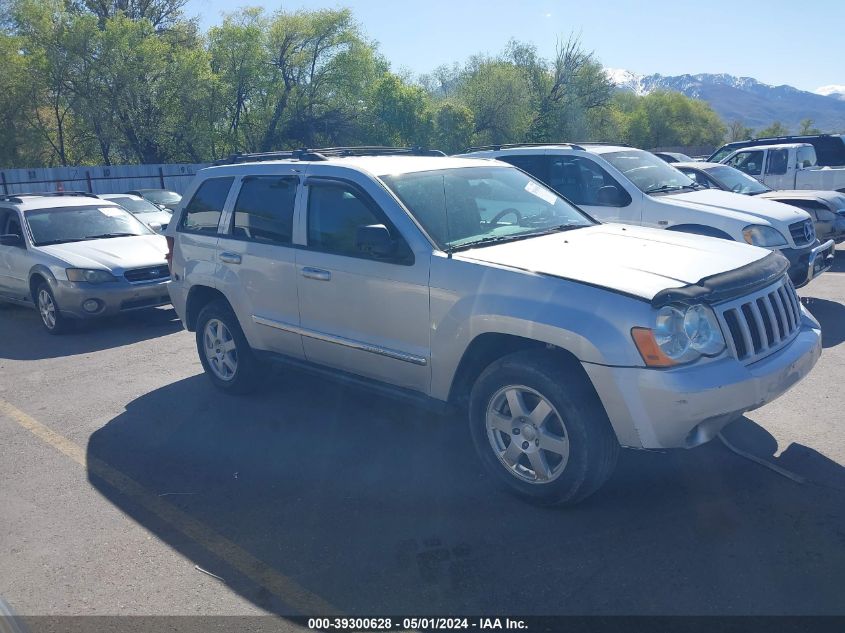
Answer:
[[295, 172, 431, 393], [215, 172, 305, 359], [0, 208, 31, 302], [764, 148, 791, 190]]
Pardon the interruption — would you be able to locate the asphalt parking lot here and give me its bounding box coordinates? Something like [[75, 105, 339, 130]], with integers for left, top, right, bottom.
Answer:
[[1, 246, 844, 623]]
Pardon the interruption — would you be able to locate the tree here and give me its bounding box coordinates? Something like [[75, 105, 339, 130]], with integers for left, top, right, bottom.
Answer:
[[366, 72, 432, 146], [799, 118, 821, 135], [67, 0, 189, 30], [605, 91, 726, 149], [431, 101, 475, 153], [728, 120, 754, 141], [757, 121, 789, 137]]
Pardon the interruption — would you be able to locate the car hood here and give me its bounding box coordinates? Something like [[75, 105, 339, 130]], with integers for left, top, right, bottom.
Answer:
[[454, 224, 770, 301], [663, 189, 808, 226], [38, 234, 168, 272]]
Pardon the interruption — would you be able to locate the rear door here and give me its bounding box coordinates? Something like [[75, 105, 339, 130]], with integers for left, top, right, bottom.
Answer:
[[295, 171, 431, 393], [215, 172, 304, 358]]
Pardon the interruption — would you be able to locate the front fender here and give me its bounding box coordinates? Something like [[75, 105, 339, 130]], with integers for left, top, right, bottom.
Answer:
[[428, 258, 652, 400]]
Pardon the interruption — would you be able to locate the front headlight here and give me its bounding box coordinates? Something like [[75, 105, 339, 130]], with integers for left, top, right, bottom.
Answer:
[[632, 304, 726, 367], [66, 268, 117, 283], [742, 224, 787, 247]]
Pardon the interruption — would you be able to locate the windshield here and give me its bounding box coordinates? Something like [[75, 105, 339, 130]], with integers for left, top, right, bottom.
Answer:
[[603, 149, 697, 194], [26, 205, 154, 246], [106, 196, 168, 215], [708, 147, 734, 163], [380, 166, 595, 250], [140, 190, 181, 204], [705, 165, 770, 194]]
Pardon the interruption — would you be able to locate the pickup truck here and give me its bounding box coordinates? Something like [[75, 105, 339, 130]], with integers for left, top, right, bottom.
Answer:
[[166, 147, 823, 506], [459, 144, 831, 287], [720, 143, 845, 193]]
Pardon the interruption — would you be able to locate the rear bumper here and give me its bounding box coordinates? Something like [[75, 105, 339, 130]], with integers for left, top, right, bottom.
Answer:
[[583, 308, 822, 449], [53, 278, 171, 319], [781, 240, 835, 287]]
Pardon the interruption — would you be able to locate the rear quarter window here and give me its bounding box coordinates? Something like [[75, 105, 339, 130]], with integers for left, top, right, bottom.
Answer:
[[179, 177, 234, 234]]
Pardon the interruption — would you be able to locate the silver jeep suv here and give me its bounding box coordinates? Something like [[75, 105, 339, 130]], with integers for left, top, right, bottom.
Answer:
[[166, 148, 822, 505]]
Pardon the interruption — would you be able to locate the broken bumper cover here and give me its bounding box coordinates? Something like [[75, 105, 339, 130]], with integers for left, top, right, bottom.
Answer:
[[583, 308, 822, 449]]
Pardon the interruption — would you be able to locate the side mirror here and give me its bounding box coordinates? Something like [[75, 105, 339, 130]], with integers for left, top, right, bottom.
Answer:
[[148, 222, 163, 233], [0, 233, 23, 247], [596, 185, 624, 206], [355, 224, 396, 258]]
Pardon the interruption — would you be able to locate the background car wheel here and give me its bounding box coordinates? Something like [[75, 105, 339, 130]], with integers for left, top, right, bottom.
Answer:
[[195, 300, 265, 394], [469, 349, 619, 506], [35, 281, 69, 334]]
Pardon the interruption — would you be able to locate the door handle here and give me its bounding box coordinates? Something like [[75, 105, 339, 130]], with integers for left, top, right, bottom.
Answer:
[[219, 252, 241, 265], [658, 220, 669, 226], [301, 267, 331, 281]]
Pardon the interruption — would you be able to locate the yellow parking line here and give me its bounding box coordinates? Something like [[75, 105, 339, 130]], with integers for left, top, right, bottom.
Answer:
[[0, 399, 340, 616]]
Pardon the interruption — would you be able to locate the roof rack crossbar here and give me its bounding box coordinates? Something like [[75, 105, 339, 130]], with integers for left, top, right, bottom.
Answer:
[[463, 142, 591, 152], [213, 146, 445, 165], [0, 191, 98, 201]]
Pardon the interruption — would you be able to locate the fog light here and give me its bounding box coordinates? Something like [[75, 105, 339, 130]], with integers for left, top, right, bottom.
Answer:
[[83, 299, 101, 313]]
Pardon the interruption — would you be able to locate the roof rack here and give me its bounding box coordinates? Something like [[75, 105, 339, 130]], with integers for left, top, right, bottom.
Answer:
[[464, 142, 586, 153], [214, 146, 446, 165], [570, 141, 632, 147], [0, 191, 99, 203]]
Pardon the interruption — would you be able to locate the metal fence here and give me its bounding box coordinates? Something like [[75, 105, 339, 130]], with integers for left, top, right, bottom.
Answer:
[[0, 163, 210, 196]]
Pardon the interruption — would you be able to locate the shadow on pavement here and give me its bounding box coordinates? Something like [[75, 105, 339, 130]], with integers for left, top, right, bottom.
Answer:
[[802, 297, 845, 348], [0, 304, 182, 360], [86, 372, 845, 617]]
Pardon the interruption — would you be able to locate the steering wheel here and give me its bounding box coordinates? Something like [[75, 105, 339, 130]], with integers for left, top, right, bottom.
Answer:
[[491, 208, 523, 225]]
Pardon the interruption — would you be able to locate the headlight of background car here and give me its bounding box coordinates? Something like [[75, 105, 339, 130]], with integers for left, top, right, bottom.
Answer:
[[66, 268, 117, 283], [742, 224, 787, 247], [631, 304, 726, 367]]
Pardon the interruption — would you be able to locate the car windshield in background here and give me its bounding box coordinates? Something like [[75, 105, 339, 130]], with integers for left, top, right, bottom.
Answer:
[[603, 150, 697, 194], [705, 165, 771, 194], [141, 190, 181, 205], [107, 196, 167, 215], [380, 167, 595, 250], [26, 205, 154, 246]]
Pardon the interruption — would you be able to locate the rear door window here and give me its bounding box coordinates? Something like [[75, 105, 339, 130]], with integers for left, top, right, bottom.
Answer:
[[179, 177, 234, 234], [231, 176, 297, 245]]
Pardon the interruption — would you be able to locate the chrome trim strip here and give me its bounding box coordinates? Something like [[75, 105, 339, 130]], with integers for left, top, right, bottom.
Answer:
[[251, 315, 428, 366]]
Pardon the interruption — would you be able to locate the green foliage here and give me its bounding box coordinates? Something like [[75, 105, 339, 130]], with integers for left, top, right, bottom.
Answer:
[[599, 91, 726, 149], [0, 4, 732, 167], [757, 121, 790, 137], [728, 120, 755, 142], [799, 118, 821, 135]]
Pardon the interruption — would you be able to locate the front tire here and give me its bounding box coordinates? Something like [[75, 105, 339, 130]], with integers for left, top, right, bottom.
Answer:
[[35, 281, 69, 334], [469, 350, 619, 506], [195, 300, 265, 394]]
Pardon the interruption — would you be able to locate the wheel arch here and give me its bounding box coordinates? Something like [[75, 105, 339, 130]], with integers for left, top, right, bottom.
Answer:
[[447, 333, 591, 409], [28, 265, 58, 302], [184, 285, 229, 332]]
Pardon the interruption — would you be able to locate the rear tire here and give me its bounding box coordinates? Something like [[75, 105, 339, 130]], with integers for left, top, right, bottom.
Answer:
[[469, 350, 619, 506], [35, 281, 69, 334], [195, 300, 265, 394]]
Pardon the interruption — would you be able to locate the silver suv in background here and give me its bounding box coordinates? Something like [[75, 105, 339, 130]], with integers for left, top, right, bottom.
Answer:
[[0, 192, 170, 333], [166, 148, 822, 505], [458, 144, 831, 288]]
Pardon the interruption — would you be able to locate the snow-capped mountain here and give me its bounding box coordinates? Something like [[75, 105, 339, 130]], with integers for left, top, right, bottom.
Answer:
[[605, 69, 845, 132], [816, 85, 845, 101]]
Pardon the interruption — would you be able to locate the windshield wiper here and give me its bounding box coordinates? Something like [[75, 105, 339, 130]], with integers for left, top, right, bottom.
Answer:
[[644, 184, 693, 194], [447, 224, 585, 253], [82, 232, 138, 240]]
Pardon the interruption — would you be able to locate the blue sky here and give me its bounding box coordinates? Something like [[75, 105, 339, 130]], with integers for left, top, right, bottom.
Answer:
[[185, 0, 844, 92]]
